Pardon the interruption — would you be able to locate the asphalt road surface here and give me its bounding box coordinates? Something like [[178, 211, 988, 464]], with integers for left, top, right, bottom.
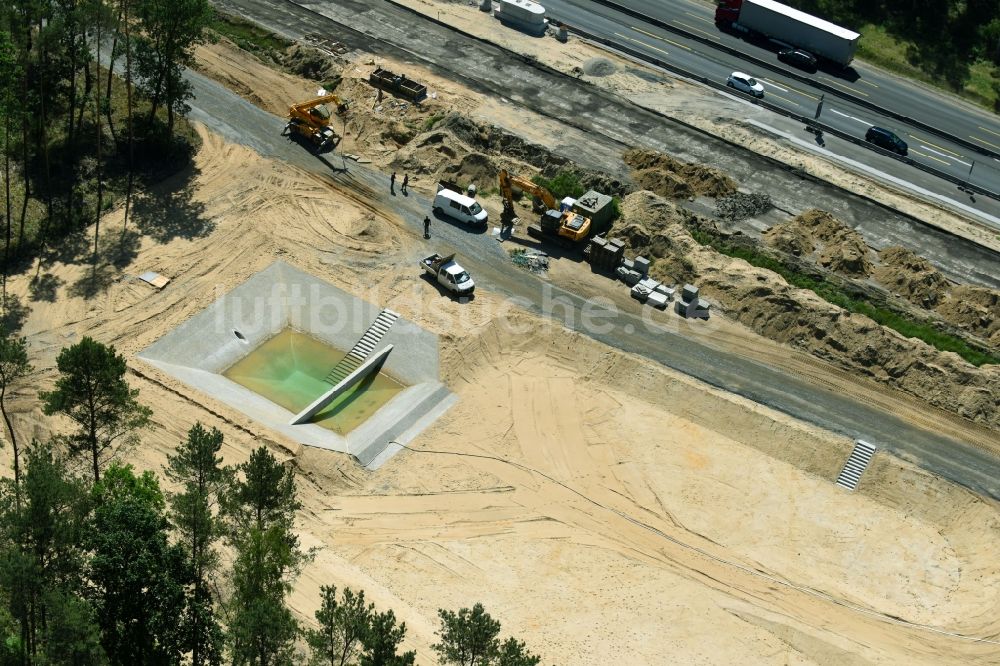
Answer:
[[544, 0, 1000, 199], [216, 0, 1000, 290], [183, 48, 1000, 499]]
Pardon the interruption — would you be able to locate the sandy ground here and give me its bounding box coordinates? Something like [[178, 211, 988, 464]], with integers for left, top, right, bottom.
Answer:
[[389, 0, 1000, 255], [2, 122, 999, 664]]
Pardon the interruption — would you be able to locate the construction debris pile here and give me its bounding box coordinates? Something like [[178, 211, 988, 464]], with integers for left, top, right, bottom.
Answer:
[[714, 191, 774, 221]]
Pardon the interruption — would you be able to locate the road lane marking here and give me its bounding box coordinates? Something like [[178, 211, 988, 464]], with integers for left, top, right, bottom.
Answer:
[[858, 79, 880, 88], [908, 134, 961, 157], [614, 33, 669, 56], [673, 20, 721, 40], [971, 135, 1000, 150], [765, 92, 799, 106], [684, 11, 713, 23], [909, 148, 949, 165], [630, 26, 691, 50], [760, 78, 789, 92], [820, 77, 868, 96], [777, 81, 820, 100], [977, 126, 1000, 139], [830, 108, 872, 125], [920, 145, 970, 166]]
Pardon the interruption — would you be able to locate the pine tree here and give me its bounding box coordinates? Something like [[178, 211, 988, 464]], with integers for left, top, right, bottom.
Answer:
[[165, 423, 229, 666], [40, 337, 151, 482], [223, 447, 306, 665]]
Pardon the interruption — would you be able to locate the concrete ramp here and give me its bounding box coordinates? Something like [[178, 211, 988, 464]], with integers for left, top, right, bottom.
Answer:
[[290, 345, 393, 425]]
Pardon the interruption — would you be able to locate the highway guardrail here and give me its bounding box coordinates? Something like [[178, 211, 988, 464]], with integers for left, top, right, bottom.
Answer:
[[581, 0, 1000, 162]]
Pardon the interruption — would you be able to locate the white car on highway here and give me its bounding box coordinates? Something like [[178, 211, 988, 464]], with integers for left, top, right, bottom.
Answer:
[[727, 71, 765, 98]]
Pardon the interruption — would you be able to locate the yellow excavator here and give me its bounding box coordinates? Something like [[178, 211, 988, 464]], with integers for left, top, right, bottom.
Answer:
[[498, 169, 591, 243], [284, 93, 349, 151]]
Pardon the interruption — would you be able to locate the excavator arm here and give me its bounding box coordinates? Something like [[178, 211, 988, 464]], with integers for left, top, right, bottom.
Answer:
[[498, 169, 556, 212], [285, 93, 349, 150]]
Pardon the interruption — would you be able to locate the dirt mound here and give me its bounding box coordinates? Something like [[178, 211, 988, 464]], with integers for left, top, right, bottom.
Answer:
[[441, 152, 498, 189], [623, 148, 737, 199], [613, 191, 1000, 429], [936, 286, 1000, 347], [765, 209, 872, 277], [583, 57, 617, 77], [434, 114, 558, 169], [280, 44, 344, 82], [873, 246, 952, 308]]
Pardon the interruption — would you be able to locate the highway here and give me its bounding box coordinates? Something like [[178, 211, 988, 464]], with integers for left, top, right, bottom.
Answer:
[[543, 0, 1000, 202]]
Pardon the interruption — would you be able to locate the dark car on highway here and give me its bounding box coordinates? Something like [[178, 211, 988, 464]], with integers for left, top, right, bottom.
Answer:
[[865, 126, 908, 156], [777, 48, 818, 72]]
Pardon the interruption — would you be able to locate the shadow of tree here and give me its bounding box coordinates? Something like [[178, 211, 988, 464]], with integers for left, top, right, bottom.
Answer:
[[131, 166, 214, 243], [44, 229, 93, 265], [29, 273, 64, 302], [106, 228, 142, 269], [0, 294, 31, 332], [67, 264, 117, 301]]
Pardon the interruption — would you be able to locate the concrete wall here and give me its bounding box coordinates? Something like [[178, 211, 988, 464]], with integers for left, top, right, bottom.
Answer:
[[137, 261, 452, 463]]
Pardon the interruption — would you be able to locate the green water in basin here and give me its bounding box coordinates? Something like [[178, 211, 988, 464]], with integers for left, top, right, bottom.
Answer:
[[223, 328, 404, 435]]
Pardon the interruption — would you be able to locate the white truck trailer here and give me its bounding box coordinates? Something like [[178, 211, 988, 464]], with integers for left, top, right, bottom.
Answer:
[[715, 0, 860, 67]]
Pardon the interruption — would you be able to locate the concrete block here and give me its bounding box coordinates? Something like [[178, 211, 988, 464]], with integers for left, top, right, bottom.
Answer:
[[630, 284, 650, 302], [634, 256, 650, 276], [622, 258, 635, 271], [638, 277, 660, 292], [623, 270, 643, 286], [646, 291, 668, 309], [682, 283, 699, 303], [615, 266, 631, 282], [655, 284, 675, 299]]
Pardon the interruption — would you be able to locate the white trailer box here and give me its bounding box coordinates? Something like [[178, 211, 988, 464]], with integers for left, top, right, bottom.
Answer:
[[738, 0, 859, 66], [495, 0, 547, 36]]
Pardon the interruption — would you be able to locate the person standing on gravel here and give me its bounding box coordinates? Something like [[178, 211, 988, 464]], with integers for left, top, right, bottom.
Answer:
[[423, 215, 431, 239], [401, 173, 409, 195], [390, 171, 397, 195]]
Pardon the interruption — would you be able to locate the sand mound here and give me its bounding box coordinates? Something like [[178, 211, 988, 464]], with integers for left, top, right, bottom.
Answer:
[[280, 44, 345, 82], [623, 148, 737, 199], [764, 209, 872, 277], [936, 285, 1000, 347], [442, 152, 498, 189], [873, 246, 952, 308], [615, 192, 1000, 429], [582, 57, 617, 77]]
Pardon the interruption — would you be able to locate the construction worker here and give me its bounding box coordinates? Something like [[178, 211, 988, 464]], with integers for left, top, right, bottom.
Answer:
[[423, 215, 431, 239], [390, 171, 396, 194], [401, 173, 409, 195]]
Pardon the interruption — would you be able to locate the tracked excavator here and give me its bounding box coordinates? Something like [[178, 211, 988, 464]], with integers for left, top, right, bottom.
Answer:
[[284, 93, 349, 151], [498, 169, 591, 244]]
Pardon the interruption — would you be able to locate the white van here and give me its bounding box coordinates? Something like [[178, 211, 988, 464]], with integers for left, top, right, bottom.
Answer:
[[433, 187, 488, 226]]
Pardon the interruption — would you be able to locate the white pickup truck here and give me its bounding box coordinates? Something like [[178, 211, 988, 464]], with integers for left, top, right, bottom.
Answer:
[[421, 253, 475, 297]]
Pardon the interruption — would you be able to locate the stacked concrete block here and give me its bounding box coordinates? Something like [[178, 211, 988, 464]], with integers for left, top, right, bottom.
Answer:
[[676, 283, 710, 319], [633, 256, 650, 276], [630, 283, 651, 302]]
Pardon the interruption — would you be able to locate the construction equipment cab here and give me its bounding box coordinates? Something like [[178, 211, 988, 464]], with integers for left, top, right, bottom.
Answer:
[[285, 92, 349, 151], [433, 187, 489, 226], [498, 169, 591, 243]]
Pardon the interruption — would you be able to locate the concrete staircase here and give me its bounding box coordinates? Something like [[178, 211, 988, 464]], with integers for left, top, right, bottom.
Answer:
[[324, 309, 399, 385], [835, 440, 877, 491]]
